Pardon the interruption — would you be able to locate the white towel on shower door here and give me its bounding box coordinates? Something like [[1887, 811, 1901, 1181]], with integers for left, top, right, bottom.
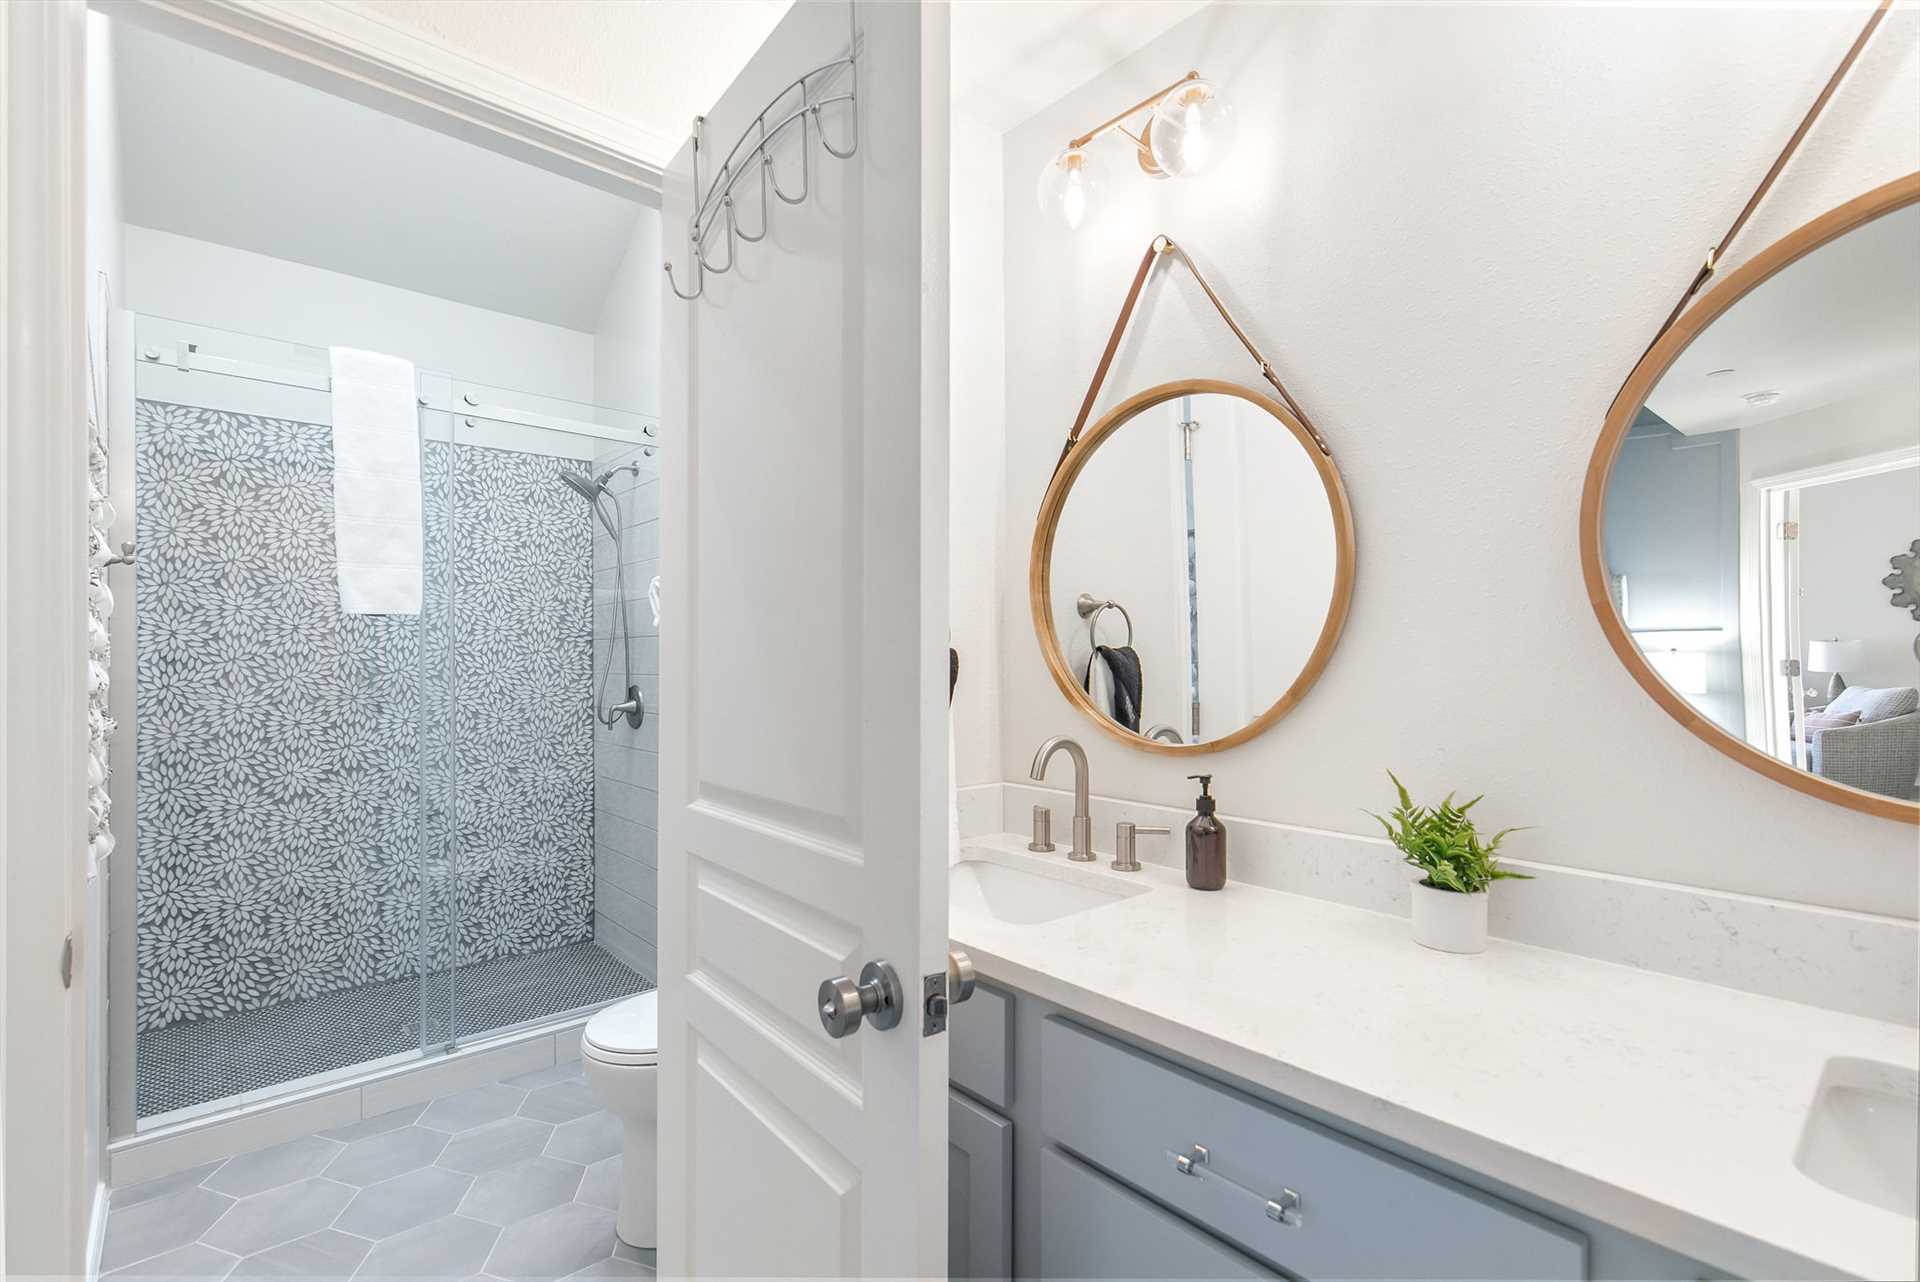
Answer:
[[329, 347, 421, 614]]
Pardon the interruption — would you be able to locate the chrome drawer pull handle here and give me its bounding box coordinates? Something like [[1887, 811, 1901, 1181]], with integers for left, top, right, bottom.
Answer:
[[1172, 1143, 1209, 1176], [1265, 1188, 1302, 1227]]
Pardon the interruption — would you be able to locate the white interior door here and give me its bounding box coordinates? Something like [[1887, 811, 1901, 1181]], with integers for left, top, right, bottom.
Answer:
[[657, 1, 949, 1276]]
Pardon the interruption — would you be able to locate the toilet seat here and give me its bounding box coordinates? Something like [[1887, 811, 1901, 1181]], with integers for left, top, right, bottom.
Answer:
[[583, 990, 659, 1067]]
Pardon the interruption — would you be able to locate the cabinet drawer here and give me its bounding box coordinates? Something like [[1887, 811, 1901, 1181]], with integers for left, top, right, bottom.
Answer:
[[950, 981, 1012, 1109], [1041, 1018, 1586, 1280], [1039, 1145, 1279, 1280]]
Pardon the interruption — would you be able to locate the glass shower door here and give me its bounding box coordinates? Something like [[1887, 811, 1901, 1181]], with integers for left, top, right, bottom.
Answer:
[[125, 316, 449, 1120], [439, 383, 659, 1046]]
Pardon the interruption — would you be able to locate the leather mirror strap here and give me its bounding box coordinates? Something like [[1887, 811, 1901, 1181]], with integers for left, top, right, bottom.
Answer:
[[1640, 0, 1891, 361], [1057, 235, 1331, 475]]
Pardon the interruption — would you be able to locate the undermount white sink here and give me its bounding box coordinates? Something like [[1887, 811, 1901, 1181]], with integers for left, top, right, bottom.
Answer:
[[1793, 1057, 1919, 1217], [950, 853, 1147, 925]]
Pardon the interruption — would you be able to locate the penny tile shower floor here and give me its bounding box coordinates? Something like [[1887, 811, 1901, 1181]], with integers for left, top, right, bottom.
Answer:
[[101, 1061, 655, 1281], [138, 943, 651, 1118]]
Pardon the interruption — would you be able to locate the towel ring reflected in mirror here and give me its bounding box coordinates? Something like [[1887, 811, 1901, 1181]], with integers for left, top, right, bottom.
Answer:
[[1032, 378, 1357, 755], [1077, 593, 1135, 648]]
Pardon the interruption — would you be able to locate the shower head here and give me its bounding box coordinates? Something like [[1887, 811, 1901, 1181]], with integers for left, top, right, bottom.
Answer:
[[560, 471, 605, 502]]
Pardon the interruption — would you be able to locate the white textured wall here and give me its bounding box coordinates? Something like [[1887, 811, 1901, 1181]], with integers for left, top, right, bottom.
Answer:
[[951, 107, 1007, 786], [594, 209, 664, 416], [1801, 466, 1920, 694], [124, 226, 598, 401], [992, 2, 1920, 917]]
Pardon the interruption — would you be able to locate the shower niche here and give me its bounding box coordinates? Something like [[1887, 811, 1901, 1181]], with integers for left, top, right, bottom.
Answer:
[[92, 13, 665, 1129]]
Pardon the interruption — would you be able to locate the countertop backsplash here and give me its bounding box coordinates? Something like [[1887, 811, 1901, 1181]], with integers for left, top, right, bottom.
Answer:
[[961, 781, 1917, 1026]]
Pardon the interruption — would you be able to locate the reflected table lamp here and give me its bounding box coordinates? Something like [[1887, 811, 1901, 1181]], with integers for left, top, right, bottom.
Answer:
[[1807, 639, 1867, 701]]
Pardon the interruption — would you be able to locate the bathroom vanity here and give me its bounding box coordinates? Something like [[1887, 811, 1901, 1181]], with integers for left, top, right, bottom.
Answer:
[[946, 836, 1918, 1281]]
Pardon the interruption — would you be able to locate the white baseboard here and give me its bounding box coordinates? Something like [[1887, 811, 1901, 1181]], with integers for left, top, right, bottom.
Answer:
[[964, 780, 1916, 1026], [86, 1179, 109, 1281]]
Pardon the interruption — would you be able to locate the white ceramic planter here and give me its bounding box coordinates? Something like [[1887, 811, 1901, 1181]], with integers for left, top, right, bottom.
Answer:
[[1410, 881, 1488, 954]]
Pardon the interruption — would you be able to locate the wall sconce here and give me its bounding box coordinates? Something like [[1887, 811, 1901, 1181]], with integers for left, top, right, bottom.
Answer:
[[1037, 71, 1235, 230]]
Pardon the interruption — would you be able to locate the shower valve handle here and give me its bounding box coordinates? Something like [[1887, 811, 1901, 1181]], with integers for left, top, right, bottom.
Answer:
[[610, 687, 645, 729]]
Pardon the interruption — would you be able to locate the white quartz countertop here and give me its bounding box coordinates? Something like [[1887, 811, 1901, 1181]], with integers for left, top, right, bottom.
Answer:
[[949, 834, 1919, 1281]]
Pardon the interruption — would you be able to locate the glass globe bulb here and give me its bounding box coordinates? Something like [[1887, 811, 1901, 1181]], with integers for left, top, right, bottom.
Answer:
[[1148, 79, 1235, 179], [1036, 146, 1106, 231]]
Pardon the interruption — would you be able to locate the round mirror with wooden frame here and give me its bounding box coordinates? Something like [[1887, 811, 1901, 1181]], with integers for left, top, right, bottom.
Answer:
[[1581, 173, 1920, 824], [1032, 378, 1357, 754]]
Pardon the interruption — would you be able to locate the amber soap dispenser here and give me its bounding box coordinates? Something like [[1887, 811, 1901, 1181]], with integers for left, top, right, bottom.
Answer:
[[1184, 774, 1227, 891]]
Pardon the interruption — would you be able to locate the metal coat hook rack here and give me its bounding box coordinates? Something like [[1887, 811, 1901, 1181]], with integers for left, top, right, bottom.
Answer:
[[664, 0, 859, 302]]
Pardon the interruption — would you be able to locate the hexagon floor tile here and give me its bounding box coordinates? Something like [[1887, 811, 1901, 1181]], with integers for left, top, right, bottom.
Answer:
[[102, 1063, 653, 1281]]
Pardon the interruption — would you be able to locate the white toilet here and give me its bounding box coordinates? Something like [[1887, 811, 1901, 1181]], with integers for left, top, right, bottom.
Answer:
[[580, 990, 659, 1248]]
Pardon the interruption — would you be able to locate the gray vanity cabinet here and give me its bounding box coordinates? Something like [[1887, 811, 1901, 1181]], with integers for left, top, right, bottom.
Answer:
[[951, 984, 1016, 1280], [949, 976, 1724, 1282], [950, 1089, 1014, 1282]]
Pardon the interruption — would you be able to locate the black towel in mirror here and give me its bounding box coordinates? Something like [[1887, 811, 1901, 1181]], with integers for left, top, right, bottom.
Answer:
[[1092, 644, 1143, 732]]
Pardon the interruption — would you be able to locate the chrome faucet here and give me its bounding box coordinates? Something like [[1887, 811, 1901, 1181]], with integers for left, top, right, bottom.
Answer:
[[1029, 736, 1094, 862]]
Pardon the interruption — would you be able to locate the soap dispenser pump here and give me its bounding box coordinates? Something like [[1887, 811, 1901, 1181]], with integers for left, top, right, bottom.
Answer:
[[1184, 774, 1227, 891]]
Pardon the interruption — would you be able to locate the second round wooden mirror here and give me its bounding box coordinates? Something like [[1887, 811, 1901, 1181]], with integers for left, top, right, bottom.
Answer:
[[1031, 379, 1356, 753], [1582, 174, 1920, 823]]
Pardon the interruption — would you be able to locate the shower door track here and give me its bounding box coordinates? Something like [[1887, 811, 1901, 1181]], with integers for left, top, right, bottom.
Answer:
[[114, 999, 617, 1175], [133, 341, 660, 446]]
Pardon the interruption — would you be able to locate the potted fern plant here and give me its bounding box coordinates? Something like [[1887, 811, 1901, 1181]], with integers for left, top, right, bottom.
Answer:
[[1368, 771, 1529, 954]]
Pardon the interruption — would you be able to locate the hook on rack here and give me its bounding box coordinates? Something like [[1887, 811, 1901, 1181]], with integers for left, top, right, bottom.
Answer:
[[662, 0, 859, 303]]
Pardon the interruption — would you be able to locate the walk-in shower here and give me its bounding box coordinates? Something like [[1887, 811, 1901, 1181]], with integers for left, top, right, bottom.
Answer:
[[110, 317, 663, 1124]]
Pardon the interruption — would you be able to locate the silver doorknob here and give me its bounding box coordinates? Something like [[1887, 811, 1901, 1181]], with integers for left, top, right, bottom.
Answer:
[[818, 960, 903, 1039], [947, 949, 976, 1005]]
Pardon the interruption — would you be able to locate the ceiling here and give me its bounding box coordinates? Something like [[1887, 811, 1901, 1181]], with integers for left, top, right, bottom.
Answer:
[[1647, 202, 1920, 436], [112, 19, 650, 333], [951, 1, 1212, 132], [347, 0, 790, 167], [108, 1, 1212, 332], [347, 1, 1210, 154]]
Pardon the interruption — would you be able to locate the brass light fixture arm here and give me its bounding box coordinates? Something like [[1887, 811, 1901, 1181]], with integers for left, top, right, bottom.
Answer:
[[1056, 235, 1331, 476], [1067, 71, 1201, 151]]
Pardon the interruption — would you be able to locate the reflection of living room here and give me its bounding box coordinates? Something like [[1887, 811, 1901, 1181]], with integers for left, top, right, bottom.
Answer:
[[1605, 201, 1919, 802]]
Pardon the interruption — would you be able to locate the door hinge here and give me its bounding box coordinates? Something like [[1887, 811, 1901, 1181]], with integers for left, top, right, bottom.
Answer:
[[1780, 658, 1802, 678], [1777, 520, 1799, 540], [60, 934, 76, 989]]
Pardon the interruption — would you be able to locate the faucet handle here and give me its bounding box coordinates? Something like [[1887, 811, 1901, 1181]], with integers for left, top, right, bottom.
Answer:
[[1112, 821, 1170, 872], [1029, 805, 1056, 852]]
